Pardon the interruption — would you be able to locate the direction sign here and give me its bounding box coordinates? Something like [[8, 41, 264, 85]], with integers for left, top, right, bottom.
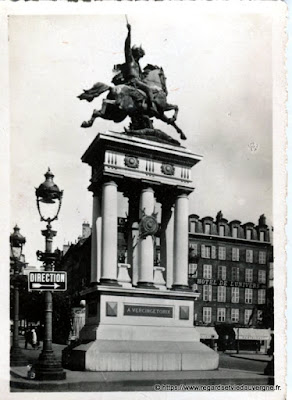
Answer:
[[28, 271, 67, 291]]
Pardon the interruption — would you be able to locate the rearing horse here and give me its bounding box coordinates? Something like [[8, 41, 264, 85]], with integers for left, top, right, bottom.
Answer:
[[78, 65, 186, 140]]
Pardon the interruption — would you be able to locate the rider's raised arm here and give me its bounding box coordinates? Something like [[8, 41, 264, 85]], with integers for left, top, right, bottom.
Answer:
[[125, 23, 132, 64]]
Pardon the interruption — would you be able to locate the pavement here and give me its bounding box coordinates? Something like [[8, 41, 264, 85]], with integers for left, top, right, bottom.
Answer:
[[10, 342, 274, 392], [10, 366, 274, 392]]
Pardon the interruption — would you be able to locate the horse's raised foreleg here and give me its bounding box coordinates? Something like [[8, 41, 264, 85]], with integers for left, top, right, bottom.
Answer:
[[163, 103, 179, 123], [81, 109, 102, 128], [156, 112, 187, 140], [81, 100, 109, 128]]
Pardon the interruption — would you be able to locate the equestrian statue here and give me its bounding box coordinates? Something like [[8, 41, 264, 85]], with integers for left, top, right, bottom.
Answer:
[[78, 22, 186, 143]]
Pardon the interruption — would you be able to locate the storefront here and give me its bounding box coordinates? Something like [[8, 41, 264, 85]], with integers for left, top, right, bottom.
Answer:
[[196, 327, 219, 350], [233, 328, 271, 353]]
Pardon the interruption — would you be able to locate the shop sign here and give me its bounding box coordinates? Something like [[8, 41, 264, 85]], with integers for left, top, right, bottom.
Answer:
[[195, 279, 264, 289]]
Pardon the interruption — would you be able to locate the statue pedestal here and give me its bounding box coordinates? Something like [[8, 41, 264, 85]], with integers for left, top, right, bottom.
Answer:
[[66, 132, 218, 371], [68, 285, 218, 371]]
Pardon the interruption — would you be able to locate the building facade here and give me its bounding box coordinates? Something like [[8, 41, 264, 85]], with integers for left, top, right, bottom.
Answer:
[[61, 223, 92, 307], [188, 212, 272, 351]]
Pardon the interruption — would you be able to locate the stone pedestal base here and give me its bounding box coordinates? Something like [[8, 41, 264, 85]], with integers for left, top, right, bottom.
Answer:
[[68, 339, 218, 372], [64, 285, 218, 372]]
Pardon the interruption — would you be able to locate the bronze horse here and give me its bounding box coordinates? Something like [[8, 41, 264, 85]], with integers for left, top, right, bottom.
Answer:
[[78, 65, 186, 140]]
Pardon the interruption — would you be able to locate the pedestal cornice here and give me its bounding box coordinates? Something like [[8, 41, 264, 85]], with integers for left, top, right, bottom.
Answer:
[[81, 284, 200, 301], [82, 131, 202, 166], [82, 131, 202, 193]]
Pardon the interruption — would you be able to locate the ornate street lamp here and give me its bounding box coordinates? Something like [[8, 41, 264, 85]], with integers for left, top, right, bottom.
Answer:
[[34, 168, 66, 380], [10, 225, 27, 366]]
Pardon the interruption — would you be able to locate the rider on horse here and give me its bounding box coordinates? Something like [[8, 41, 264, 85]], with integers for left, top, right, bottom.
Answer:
[[78, 21, 186, 141], [122, 23, 157, 113]]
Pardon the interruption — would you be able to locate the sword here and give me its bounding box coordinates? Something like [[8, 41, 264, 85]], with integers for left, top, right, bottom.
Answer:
[[125, 15, 131, 30]]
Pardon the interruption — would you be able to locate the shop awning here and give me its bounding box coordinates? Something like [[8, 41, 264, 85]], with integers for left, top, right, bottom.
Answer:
[[196, 327, 219, 339], [233, 328, 271, 340]]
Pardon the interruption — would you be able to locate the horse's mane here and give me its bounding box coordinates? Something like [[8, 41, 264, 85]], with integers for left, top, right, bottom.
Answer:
[[143, 64, 160, 72], [143, 65, 167, 95]]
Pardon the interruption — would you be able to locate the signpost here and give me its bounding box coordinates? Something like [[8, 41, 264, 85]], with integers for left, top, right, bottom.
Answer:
[[28, 271, 67, 291]]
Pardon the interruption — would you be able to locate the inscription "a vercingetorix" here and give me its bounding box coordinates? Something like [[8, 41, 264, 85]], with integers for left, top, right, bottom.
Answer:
[[124, 304, 173, 318]]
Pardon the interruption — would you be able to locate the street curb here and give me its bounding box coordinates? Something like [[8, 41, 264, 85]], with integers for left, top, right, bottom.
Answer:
[[10, 373, 274, 392], [229, 355, 272, 363]]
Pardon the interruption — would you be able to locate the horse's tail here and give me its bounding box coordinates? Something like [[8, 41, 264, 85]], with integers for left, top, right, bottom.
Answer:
[[78, 82, 110, 102]]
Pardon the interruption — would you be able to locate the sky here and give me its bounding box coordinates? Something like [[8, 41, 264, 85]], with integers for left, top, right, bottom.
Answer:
[[9, 11, 273, 266]]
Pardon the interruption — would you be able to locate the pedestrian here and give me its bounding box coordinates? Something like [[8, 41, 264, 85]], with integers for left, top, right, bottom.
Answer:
[[24, 328, 31, 349], [210, 335, 215, 350], [221, 335, 228, 353], [36, 325, 41, 347], [267, 334, 274, 356], [31, 328, 38, 349]]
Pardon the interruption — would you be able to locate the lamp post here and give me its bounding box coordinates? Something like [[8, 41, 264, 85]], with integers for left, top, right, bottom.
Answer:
[[236, 325, 240, 354], [10, 225, 27, 366], [34, 168, 66, 380]]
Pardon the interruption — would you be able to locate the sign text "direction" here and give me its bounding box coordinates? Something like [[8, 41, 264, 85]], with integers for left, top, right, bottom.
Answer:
[[28, 271, 67, 291]]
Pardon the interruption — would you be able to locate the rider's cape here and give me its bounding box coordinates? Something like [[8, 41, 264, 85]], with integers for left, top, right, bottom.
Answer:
[[112, 63, 127, 86], [78, 82, 110, 102]]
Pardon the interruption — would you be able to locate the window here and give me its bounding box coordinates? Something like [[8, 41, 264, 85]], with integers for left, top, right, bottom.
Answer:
[[232, 248, 240, 262], [218, 266, 227, 280], [203, 265, 212, 279], [203, 285, 212, 302], [232, 227, 238, 238], [258, 270, 266, 284], [245, 268, 253, 282], [189, 221, 196, 233], [188, 263, 198, 277], [246, 229, 252, 240], [217, 286, 226, 302], [231, 287, 239, 303], [231, 309, 239, 323], [217, 308, 226, 322], [232, 267, 240, 281], [246, 249, 253, 263], [244, 309, 253, 325], [260, 231, 265, 242], [259, 251, 267, 265], [218, 246, 226, 260], [203, 307, 212, 323], [205, 223, 211, 234], [258, 289, 266, 304], [219, 225, 225, 236], [245, 288, 253, 304], [201, 245, 211, 259]]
